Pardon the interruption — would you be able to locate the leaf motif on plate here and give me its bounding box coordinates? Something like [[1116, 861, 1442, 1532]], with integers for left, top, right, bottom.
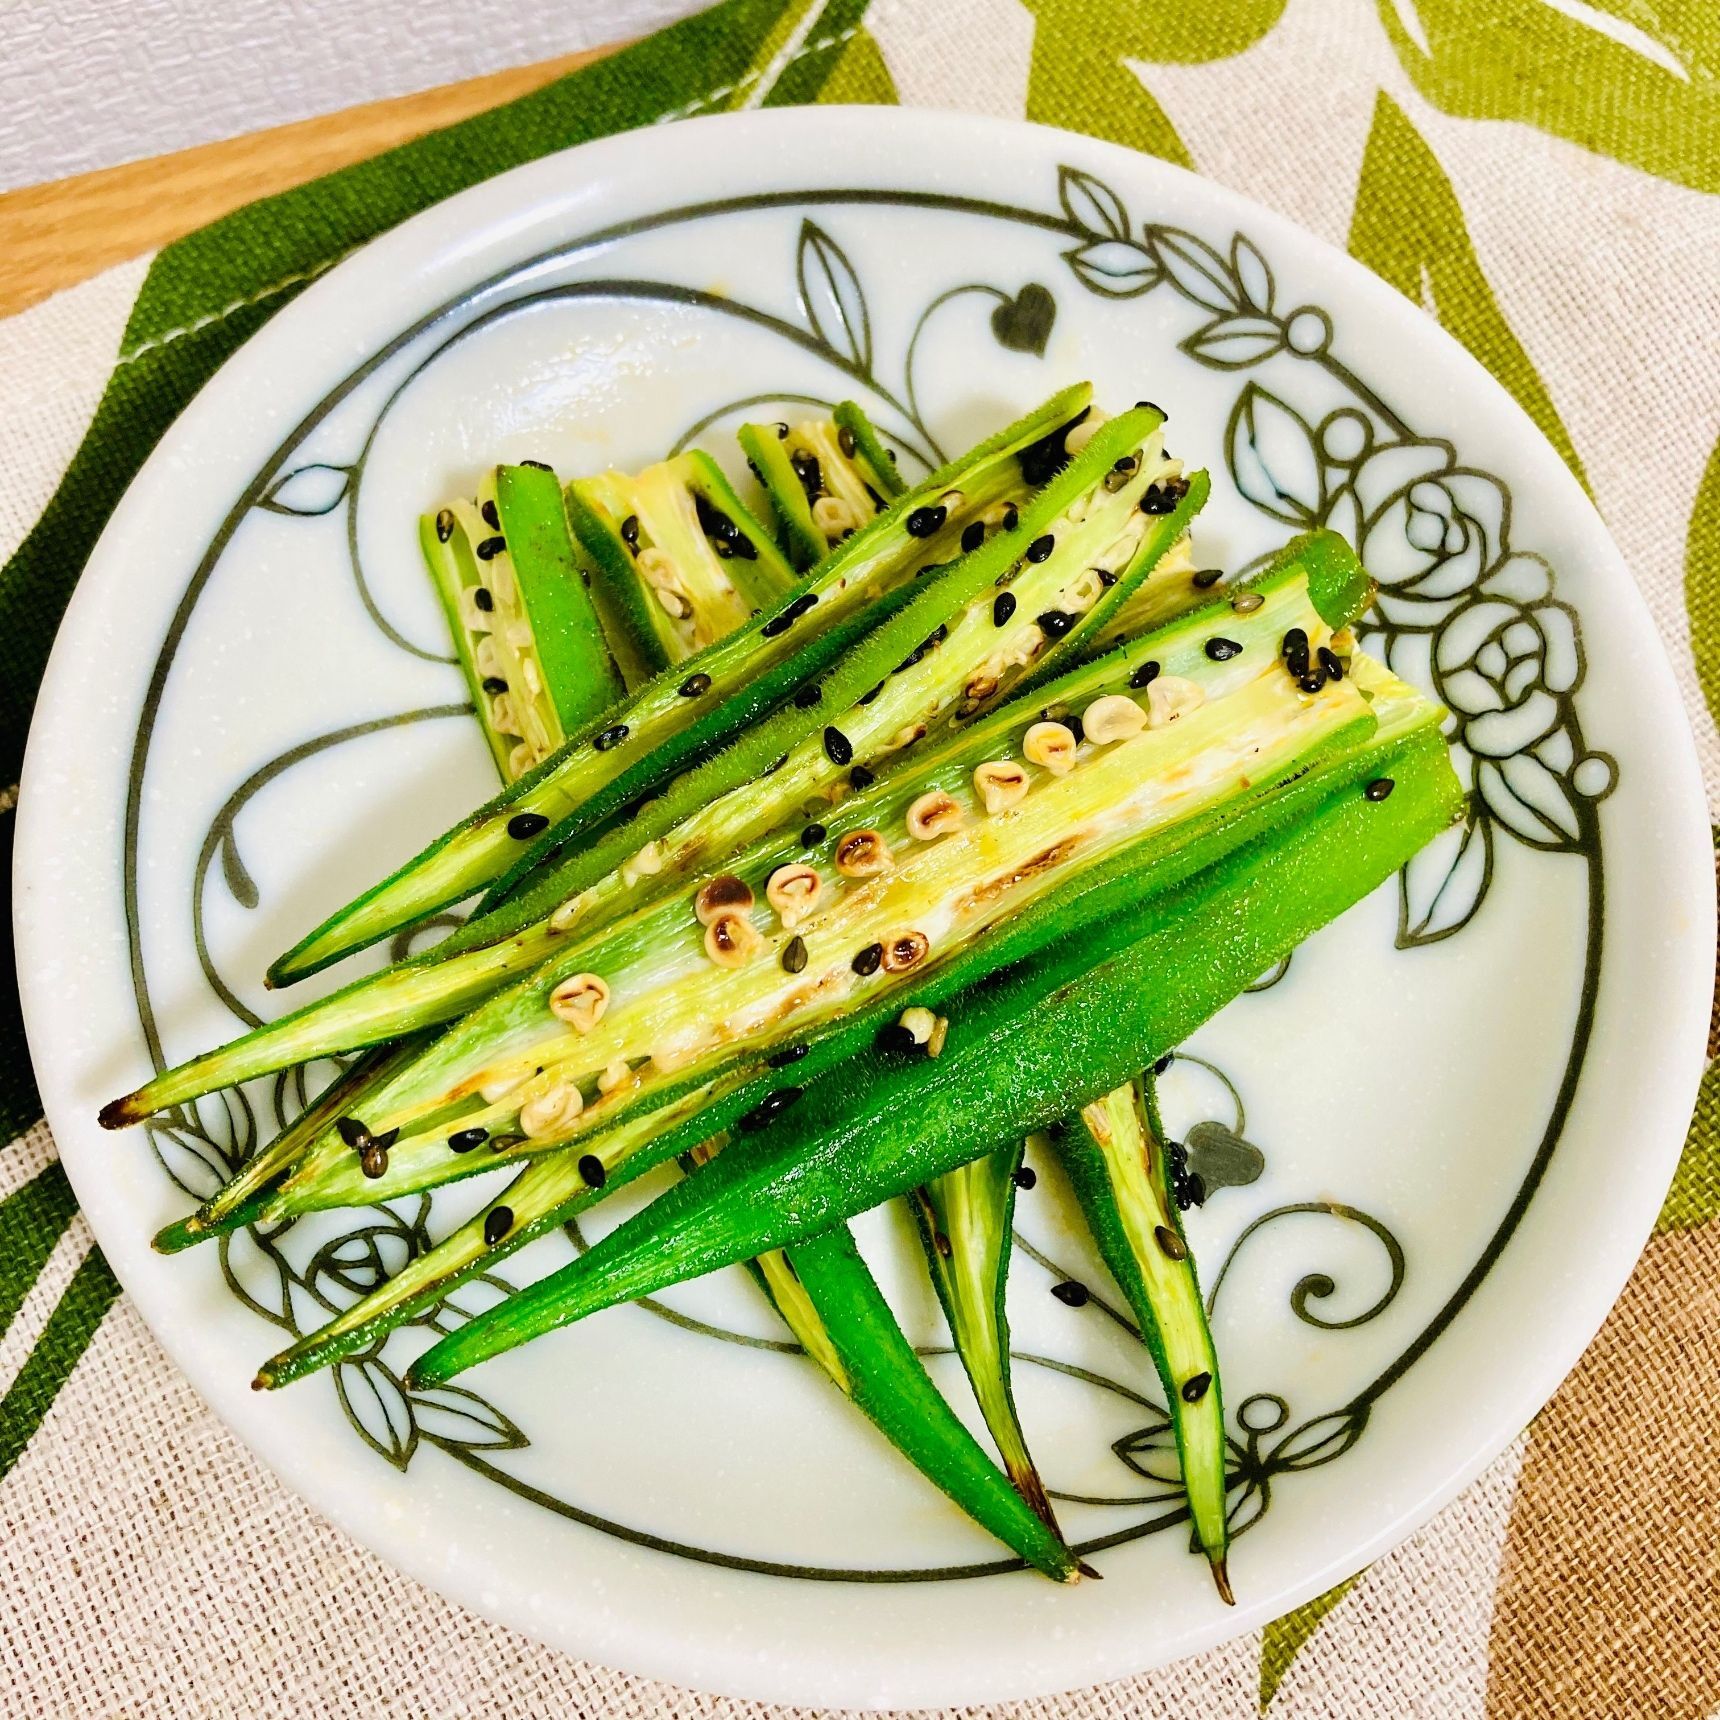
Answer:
[[1227, 384, 1323, 524], [1064, 239, 1161, 298], [335, 1356, 417, 1470], [1397, 804, 1493, 946], [1149, 228, 1244, 313], [1181, 314, 1286, 368], [409, 1381, 529, 1452], [1056, 164, 1131, 240], [259, 463, 351, 517], [795, 221, 872, 373]]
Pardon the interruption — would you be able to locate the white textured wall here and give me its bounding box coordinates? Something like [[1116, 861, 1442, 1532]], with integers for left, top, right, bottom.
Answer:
[[1, 0, 711, 192]]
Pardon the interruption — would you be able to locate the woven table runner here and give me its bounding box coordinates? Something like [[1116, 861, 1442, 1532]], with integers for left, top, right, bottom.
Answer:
[[2, 1, 1716, 1713]]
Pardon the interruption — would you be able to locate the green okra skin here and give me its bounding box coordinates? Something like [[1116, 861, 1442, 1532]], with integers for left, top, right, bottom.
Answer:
[[739, 403, 907, 571], [566, 451, 795, 676], [422, 466, 627, 784], [913, 1141, 1064, 1537], [100, 408, 1194, 1128], [784, 1224, 1084, 1581], [1059, 1079, 1232, 1602], [259, 665, 1438, 1378], [407, 717, 1464, 1387], [263, 384, 1096, 988], [255, 608, 1372, 1218]]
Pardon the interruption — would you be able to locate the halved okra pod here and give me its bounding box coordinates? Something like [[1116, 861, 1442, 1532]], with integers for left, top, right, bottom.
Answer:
[[421, 463, 627, 783], [738, 403, 907, 570]]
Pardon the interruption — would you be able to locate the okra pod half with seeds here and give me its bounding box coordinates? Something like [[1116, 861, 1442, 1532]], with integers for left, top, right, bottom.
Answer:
[[912, 1141, 1064, 1538], [409, 705, 1464, 1387], [1058, 1078, 1231, 1600], [101, 408, 1197, 1125], [739, 403, 907, 570], [566, 451, 796, 675], [257, 658, 1443, 1381], [266, 385, 1097, 986], [235, 547, 1378, 1220]]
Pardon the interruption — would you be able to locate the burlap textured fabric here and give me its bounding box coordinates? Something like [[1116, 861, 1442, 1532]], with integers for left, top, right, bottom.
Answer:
[[2, 1, 1715, 1713]]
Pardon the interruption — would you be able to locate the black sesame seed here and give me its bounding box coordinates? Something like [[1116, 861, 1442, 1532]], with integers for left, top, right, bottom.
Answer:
[[768, 1043, 809, 1067], [864, 483, 888, 512], [1152, 1052, 1174, 1075], [800, 822, 827, 848], [335, 1116, 371, 1149], [760, 613, 792, 637], [481, 676, 508, 695], [1318, 645, 1345, 681], [483, 1206, 513, 1246], [1135, 399, 1163, 414], [961, 520, 986, 553], [1286, 642, 1312, 680], [782, 935, 809, 973], [878, 1022, 916, 1054], [1000, 502, 1019, 532], [473, 587, 494, 612], [906, 504, 947, 538], [1298, 671, 1327, 694], [435, 509, 455, 543], [775, 421, 790, 439], [1097, 568, 1118, 586], [1050, 1280, 1090, 1307], [1205, 637, 1243, 661], [1192, 567, 1224, 589], [793, 682, 821, 708], [1178, 1170, 1207, 1210], [1154, 1224, 1188, 1261], [1365, 777, 1396, 802], [1281, 626, 1308, 655], [1130, 660, 1162, 690], [507, 812, 550, 840], [838, 423, 857, 457], [1181, 1372, 1213, 1404], [476, 535, 506, 561], [593, 724, 629, 751], [1140, 486, 1177, 515], [823, 726, 853, 766], [852, 942, 883, 976], [578, 1154, 607, 1190], [1026, 534, 1055, 563], [481, 499, 500, 530], [521, 458, 553, 472], [1013, 1165, 1038, 1190], [849, 765, 875, 791], [766, 753, 789, 775], [679, 672, 712, 698], [1038, 609, 1075, 640], [449, 1127, 489, 1154], [993, 591, 1017, 627], [620, 514, 640, 551], [785, 591, 819, 620], [739, 1087, 802, 1131], [858, 682, 884, 705]]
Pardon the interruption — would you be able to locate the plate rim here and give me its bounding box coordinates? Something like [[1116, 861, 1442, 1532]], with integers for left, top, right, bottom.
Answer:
[[15, 104, 1714, 1706]]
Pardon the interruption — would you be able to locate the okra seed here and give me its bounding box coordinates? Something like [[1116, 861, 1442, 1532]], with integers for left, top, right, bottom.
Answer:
[[1013, 1165, 1037, 1190], [800, 822, 827, 848], [823, 726, 853, 766], [1231, 590, 1264, 614], [1026, 534, 1055, 563], [507, 812, 550, 840], [476, 535, 506, 561], [1037, 608, 1075, 640], [882, 930, 930, 973], [1129, 660, 1162, 690], [934, 1231, 953, 1259], [838, 423, 857, 457], [1083, 693, 1148, 744], [359, 1144, 388, 1180], [835, 829, 892, 877], [906, 790, 964, 840], [1154, 1224, 1188, 1261], [1001, 501, 1019, 532], [679, 672, 712, 697], [1365, 777, 1396, 802], [905, 504, 947, 538], [593, 724, 629, 751], [1051, 1280, 1090, 1307], [1181, 1372, 1212, 1403], [481, 499, 500, 530], [897, 1006, 937, 1046], [481, 675, 508, 694], [548, 972, 610, 1034], [852, 942, 884, 976], [597, 1059, 632, 1094], [519, 1082, 584, 1139], [1281, 627, 1308, 657], [435, 509, 455, 543], [1299, 671, 1327, 694], [993, 591, 1017, 627], [766, 863, 821, 927], [1192, 568, 1224, 589], [473, 587, 495, 611], [793, 682, 821, 708], [695, 873, 755, 926], [1205, 636, 1243, 661], [961, 520, 986, 553], [449, 1127, 489, 1154], [1024, 720, 1078, 775], [781, 934, 809, 974], [484, 1206, 513, 1246], [578, 1154, 607, 1190], [1319, 645, 1345, 681], [927, 1015, 949, 1058], [705, 910, 763, 968], [974, 759, 1030, 814]]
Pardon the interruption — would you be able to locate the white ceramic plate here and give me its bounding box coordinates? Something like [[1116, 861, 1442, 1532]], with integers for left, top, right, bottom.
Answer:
[[16, 109, 1711, 1707]]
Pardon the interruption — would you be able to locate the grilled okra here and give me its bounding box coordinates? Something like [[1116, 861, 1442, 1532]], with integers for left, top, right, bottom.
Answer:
[[423, 464, 627, 783], [264, 385, 1097, 986], [1059, 1078, 1231, 1600], [913, 1142, 1063, 1537], [566, 451, 795, 674], [102, 409, 1200, 1124], [256, 659, 1452, 1385], [407, 704, 1464, 1386], [739, 403, 907, 570]]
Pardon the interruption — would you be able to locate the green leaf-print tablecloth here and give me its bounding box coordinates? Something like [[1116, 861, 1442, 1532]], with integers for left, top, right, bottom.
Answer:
[[2, 2, 1715, 1714]]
